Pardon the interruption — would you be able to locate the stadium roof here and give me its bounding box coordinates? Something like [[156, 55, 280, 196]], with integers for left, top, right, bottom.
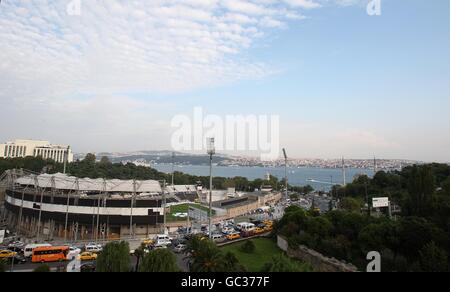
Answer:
[[15, 173, 162, 193]]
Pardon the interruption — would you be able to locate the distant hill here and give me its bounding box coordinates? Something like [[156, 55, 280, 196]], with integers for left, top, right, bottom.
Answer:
[[75, 151, 229, 166]]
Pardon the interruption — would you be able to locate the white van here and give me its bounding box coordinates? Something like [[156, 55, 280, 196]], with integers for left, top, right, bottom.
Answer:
[[221, 226, 235, 235], [155, 234, 172, 246], [236, 223, 255, 232], [24, 243, 52, 258]]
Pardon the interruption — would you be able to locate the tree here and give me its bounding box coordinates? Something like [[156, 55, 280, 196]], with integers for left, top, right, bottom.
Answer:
[[223, 252, 246, 272], [338, 197, 363, 213], [0, 260, 5, 273], [99, 156, 112, 165], [260, 254, 311, 272], [240, 240, 256, 254], [133, 244, 147, 272], [419, 242, 448, 272], [187, 235, 229, 272], [33, 265, 51, 272], [84, 153, 97, 164], [406, 165, 435, 217], [96, 241, 131, 272], [139, 249, 180, 272]]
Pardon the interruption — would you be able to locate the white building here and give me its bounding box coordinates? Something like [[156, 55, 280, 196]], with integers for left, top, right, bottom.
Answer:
[[0, 139, 73, 163]]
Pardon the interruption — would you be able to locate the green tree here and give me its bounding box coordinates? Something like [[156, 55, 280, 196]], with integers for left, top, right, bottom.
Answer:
[[99, 156, 112, 165], [33, 265, 51, 272], [338, 197, 363, 213], [133, 244, 147, 272], [139, 249, 180, 272], [96, 241, 131, 272], [187, 236, 228, 272], [223, 252, 246, 272], [419, 241, 448, 272], [260, 254, 312, 272], [406, 165, 435, 217], [84, 153, 97, 164]]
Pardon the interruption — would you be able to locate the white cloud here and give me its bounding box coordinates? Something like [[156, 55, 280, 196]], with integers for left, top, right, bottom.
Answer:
[[0, 0, 371, 155]]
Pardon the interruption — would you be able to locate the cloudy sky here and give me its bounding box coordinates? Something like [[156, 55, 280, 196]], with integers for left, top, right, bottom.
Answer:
[[1, 0, 449, 162]]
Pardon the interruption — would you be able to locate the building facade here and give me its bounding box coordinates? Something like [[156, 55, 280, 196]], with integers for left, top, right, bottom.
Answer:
[[0, 139, 73, 163]]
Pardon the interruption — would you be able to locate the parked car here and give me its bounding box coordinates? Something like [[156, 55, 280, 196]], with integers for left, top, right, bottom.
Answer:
[[0, 250, 17, 259], [254, 227, 266, 235], [226, 233, 241, 241], [80, 263, 96, 273], [67, 246, 82, 260], [142, 238, 155, 246], [84, 243, 103, 253], [211, 233, 223, 241], [79, 252, 98, 261], [174, 244, 187, 253], [8, 241, 25, 249]]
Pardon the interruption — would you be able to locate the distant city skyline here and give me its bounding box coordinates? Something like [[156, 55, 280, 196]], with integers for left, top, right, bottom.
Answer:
[[1, 1, 449, 163]]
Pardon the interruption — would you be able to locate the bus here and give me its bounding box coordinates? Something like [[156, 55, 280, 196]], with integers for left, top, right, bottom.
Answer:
[[32, 246, 69, 263]]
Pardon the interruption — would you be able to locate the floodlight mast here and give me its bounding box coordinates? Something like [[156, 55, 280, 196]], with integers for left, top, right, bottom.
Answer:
[[283, 148, 288, 201], [207, 138, 215, 239]]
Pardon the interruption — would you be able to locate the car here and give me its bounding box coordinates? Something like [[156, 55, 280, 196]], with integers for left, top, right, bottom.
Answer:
[[221, 226, 235, 234], [84, 243, 102, 253], [263, 220, 273, 226], [226, 233, 241, 241], [8, 241, 25, 249], [79, 252, 98, 261], [211, 233, 223, 241], [7, 246, 24, 254], [67, 246, 82, 260], [80, 263, 96, 273], [155, 234, 172, 246], [153, 244, 168, 250], [142, 238, 155, 246], [0, 250, 17, 259], [264, 225, 273, 232], [173, 244, 187, 253], [254, 227, 266, 235]]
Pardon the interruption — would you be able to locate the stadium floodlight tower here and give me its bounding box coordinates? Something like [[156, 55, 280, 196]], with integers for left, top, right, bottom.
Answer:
[[171, 152, 175, 187], [207, 137, 215, 239], [283, 148, 288, 201]]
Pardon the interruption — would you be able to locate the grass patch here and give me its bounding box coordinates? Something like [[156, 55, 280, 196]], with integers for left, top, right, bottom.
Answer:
[[167, 203, 215, 222], [220, 238, 283, 272]]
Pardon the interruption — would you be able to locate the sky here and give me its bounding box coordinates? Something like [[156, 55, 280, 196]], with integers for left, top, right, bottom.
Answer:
[[0, 0, 449, 162]]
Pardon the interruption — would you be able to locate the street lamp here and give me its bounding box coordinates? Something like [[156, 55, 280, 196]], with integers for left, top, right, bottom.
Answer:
[[207, 138, 215, 239], [282, 148, 288, 202]]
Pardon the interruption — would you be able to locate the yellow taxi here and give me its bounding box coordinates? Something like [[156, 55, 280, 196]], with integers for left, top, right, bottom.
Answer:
[[264, 225, 273, 232], [142, 238, 155, 246], [254, 227, 266, 235], [0, 250, 17, 259], [263, 220, 273, 226], [226, 233, 241, 241], [79, 252, 98, 261]]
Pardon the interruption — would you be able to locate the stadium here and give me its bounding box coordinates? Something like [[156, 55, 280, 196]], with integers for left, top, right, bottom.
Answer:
[[1, 170, 200, 241]]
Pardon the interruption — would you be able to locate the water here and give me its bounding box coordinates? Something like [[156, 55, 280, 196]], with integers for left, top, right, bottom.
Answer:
[[153, 164, 374, 191]]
